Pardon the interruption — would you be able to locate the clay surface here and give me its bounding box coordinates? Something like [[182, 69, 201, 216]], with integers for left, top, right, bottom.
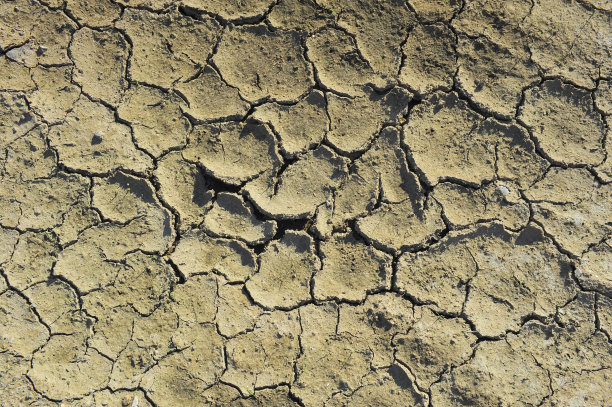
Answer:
[[0, 0, 610, 406]]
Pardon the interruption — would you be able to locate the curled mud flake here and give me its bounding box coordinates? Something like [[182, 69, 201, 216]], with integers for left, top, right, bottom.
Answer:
[[170, 274, 217, 324], [337, 293, 415, 367], [4, 232, 57, 291], [575, 240, 612, 296], [24, 280, 82, 335], [327, 367, 428, 407], [0, 56, 35, 92], [463, 224, 577, 337], [175, 66, 250, 122], [50, 96, 152, 174], [399, 23, 456, 96], [519, 80, 606, 166], [29, 333, 113, 400], [394, 307, 477, 388], [70, 28, 128, 107], [404, 92, 495, 186], [141, 324, 225, 406], [0, 353, 40, 404], [326, 87, 412, 154], [432, 181, 531, 230], [155, 152, 213, 231], [65, 0, 121, 27], [213, 25, 313, 103], [29, 66, 81, 124], [246, 231, 319, 309], [397, 232, 479, 314], [409, 0, 461, 23], [319, 0, 416, 79], [314, 233, 392, 302], [268, 0, 333, 33], [216, 281, 265, 337], [117, 85, 189, 157], [356, 196, 445, 253], [306, 27, 387, 96], [0, 290, 49, 357], [203, 192, 277, 245], [222, 310, 301, 394], [181, 0, 275, 22], [244, 145, 349, 220], [170, 230, 257, 283], [0, 0, 76, 66], [252, 90, 329, 157], [594, 79, 612, 115], [456, 35, 540, 119], [184, 122, 281, 186], [431, 340, 550, 406], [116, 9, 220, 88], [524, 0, 611, 88], [525, 167, 612, 256], [82, 252, 176, 317], [0, 92, 37, 151]]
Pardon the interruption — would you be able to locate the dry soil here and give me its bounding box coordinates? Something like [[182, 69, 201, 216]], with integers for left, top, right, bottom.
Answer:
[[0, 0, 611, 406]]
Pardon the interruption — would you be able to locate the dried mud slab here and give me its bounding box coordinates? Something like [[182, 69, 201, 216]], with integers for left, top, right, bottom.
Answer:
[[0, 92, 37, 150], [175, 66, 249, 122], [184, 122, 281, 186], [117, 85, 190, 157], [356, 196, 445, 253], [65, 0, 121, 27], [214, 25, 313, 103], [116, 9, 220, 88], [432, 181, 530, 230], [203, 192, 276, 245], [431, 340, 550, 406], [306, 27, 387, 96], [456, 35, 539, 118], [519, 80, 606, 166], [268, 0, 333, 33], [314, 233, 392, 302], [0, 0, 76, 66], [171, 230, 257, 282], [576, 240, 612, 296], [0, 56, 34, 92], [523, 0, 611, 88], [397, 223, 576, 336], [394, 308, 477, 388], [244, 146, 349, 219], [70, 28, 128, 106], [318, 0, 416, 78], [399, 23, 456, 95], [222, 311, 301, 394], [182, 0, 275, 22], [29, 66, 81, 124], [0, 290, 49, 357], [155, 152, 213, 230], [246, 231, 319, 308], [326, 87, 412, 154], [252, 90, 329, 157], [50, 96, 152, 174], [525, 167, 612, 256], [408, 0, 461, 23]]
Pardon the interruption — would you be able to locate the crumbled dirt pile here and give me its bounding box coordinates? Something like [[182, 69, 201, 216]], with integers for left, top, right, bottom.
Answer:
[[1, 0, 611, 406]]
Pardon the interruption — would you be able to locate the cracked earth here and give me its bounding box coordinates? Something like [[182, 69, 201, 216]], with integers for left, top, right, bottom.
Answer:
[[0, 0, 611, 406]]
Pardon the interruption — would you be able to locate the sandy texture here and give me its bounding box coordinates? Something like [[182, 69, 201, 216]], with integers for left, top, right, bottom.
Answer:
[[0, 0, 610, 406]]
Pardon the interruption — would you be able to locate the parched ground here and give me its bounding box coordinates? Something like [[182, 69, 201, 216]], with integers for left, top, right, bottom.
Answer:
[[0, 0, 611, 406]]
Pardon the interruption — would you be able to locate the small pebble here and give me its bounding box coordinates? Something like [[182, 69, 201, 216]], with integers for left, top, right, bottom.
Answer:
[[92, 131, 104, 145]]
